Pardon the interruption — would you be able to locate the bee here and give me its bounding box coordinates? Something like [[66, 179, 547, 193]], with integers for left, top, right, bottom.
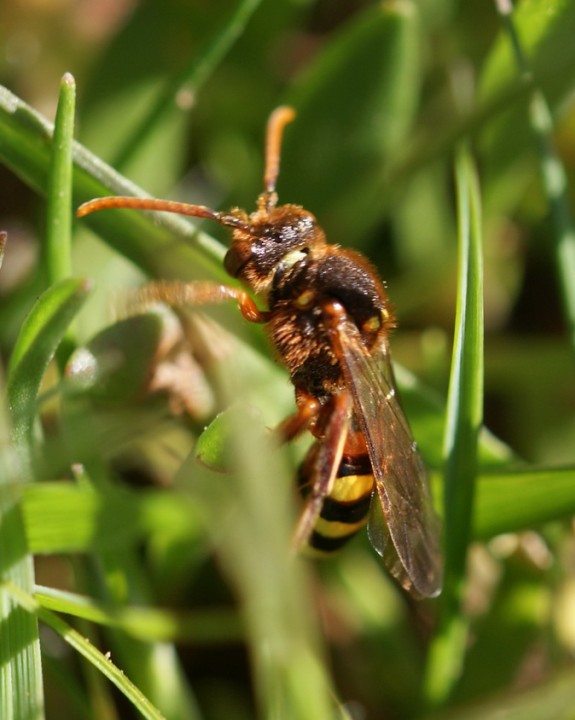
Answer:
[[78, 107, 443, 598]]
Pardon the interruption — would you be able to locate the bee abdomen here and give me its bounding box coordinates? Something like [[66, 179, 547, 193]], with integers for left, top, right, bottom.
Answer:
[[299, 455, 374, 555]]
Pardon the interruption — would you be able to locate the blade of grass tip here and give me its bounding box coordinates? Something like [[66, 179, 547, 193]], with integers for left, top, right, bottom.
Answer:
[[424, 146, 484, 707], [4, 582, 166, 720], [0, 86, 227, 283], [0, 376, 44, 720], [494, 0, 575, 355], [45, 73, 75, 284], [112, 0, 263, 170], [46, 73, 77, 369]]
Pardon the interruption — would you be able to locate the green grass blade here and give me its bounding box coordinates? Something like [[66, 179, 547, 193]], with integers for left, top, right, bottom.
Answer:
[[493, 0, 575, 354], [424, 146, 484, 706], [45, 73, 77, 370], [0, 506, 43, 720], [282, 0, 420, 243], [0, 85, 226, 284], [184, 396, 337, 719], [443, 148, 484, 588], [45, 73, 75, 285], [4, 582, 166, 720], [112, 0, 263, 170], [22, 482, 201, 554], [480, 0, 575, 180], [0, 382, 43, 720], [7, 278, 91, 453], [474, 465, 575, 538], [34, 585, 242, 643]]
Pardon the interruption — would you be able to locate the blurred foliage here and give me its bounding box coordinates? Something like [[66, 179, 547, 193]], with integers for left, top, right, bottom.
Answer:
[[1, 0, 575, 719]]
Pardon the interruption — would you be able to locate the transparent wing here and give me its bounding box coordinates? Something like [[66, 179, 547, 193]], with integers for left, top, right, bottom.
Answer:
[[333, 317, 443, 598]]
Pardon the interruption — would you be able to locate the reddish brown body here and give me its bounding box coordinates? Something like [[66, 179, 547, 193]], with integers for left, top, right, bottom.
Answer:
[[78, 107, 443, 598]]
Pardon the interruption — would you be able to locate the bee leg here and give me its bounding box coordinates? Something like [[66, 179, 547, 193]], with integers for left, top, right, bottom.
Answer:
[[132, 280, 270, 323], [291, 392, 352, 552], [276, 393, 321, 443]]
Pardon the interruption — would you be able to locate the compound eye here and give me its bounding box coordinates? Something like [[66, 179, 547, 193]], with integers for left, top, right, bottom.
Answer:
[[224, 244, 251, 278]]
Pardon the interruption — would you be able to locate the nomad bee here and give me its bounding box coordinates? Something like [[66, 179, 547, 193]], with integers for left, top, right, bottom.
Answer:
[[78, 107, 443, 598]]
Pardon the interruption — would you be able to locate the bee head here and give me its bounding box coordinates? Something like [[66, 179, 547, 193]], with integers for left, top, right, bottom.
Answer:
[[224, 204, 325, 294]]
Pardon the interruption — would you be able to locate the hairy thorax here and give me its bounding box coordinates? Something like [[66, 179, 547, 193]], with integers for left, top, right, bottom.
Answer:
[[266, 245, 394, 401]]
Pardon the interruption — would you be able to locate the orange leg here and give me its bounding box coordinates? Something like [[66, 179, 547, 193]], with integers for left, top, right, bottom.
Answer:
[[134, 280, 270, 323], [276, 393, 321, 443]]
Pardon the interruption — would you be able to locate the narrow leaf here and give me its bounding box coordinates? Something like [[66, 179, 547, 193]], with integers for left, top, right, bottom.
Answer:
[[474, 465, 575, 539], [22, 482, 200, 554], [425, 147, 484, 706], [0, 85, 226, 283], [0, 391, 43, 720], [281, 0, 420, 242], [113, 0, 263, 169], [5, 582, 166, 720], [492, 0, 575, 354], [45, 73, 75, 285], [7, 278, 91, 451], [0, 497, 43, 720], [34, 585, 242, 643]]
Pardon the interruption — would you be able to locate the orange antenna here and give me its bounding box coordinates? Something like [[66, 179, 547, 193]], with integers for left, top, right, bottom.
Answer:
[[77, 106, 297, 225], [76, 196, 249, 231], [262, 106, 296, 211]]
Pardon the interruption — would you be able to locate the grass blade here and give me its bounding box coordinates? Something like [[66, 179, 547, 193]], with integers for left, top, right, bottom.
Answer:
[[7, 278, 91, 454], [4, 582, 166, 720], [184, 394, 337, 718], [0, 384, 43, 720], [3, 278, 90, 720], [282, 0, 420, 243], [45, 73, 77, 370], [474, 465, 575, 538], [0, 85, 226, 284], [424, 146, 484, 706], [112, 0, 263, 170], [34, 585, 242, 644], [493, 0, 575, 353], [45, 73, 75, 286]]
